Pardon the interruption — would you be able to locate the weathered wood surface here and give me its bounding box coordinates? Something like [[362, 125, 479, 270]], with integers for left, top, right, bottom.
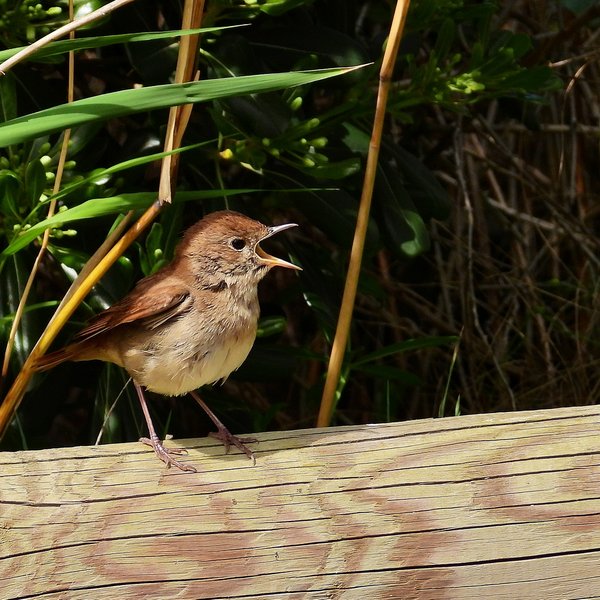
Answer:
[[2, 405, 600, 599]]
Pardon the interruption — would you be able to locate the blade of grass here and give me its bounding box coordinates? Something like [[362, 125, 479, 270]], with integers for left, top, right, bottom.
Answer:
[[0, 26, 246, 64], [2, 190, 260, 256], [33, 140, 216, 210], [350, 336, 459, 367], [0, 67, 364, 147], [3, 187, 327, 258], [438, 329, 462, 418]]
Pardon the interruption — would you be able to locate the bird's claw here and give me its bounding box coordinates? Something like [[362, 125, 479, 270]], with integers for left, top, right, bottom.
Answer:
[[209, 428, 257, 463], [139, 436, 197, 472]]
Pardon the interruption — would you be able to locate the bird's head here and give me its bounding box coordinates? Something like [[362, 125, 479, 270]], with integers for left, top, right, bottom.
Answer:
[[178, 210, 301, 289]]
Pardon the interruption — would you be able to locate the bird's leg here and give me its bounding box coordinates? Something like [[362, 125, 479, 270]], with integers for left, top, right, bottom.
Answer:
[[189, 390, 257, 461], [135, 383, 197, 472]]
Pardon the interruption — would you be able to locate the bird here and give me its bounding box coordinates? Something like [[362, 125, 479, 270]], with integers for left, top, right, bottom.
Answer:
[[35, 210, 301, 472]]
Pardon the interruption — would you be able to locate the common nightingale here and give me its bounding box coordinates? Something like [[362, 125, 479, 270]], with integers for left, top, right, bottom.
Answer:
[[35, 210, 300, 472]]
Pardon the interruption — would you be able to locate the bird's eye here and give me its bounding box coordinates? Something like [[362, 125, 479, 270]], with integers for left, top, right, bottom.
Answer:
[[230, 238, 246, 251]]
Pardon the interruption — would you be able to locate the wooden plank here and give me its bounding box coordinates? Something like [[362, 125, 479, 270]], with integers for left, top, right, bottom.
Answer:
[[1, 404, 600, 599]]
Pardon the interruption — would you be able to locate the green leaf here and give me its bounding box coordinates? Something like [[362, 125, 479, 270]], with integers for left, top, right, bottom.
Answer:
[[0, 66, 364, 147], [0, 170, 21, 220], [47, 244, 92, 272], [4, 185, 322, 256], [342, 123, 370, 155], [470, 42, 485, 68], [221, 94, 292, 138], [254, 25, 369, 73], [351, 336, 458, 367], [352, 363, 421, 386], [291, 242, 340, 333], [505, 33, 533, 60], [398, 206, 429, 257], [257, 316, 287, 337], [2, 189, 255, 256], [0, 27, 243, 63], [24, 159, 47, 207], [143, 223, 166, 275], [0, 73, 17, 123], [375, 163, 431, 258], [387, 144, 451, 221], [259, 0, 309, 16], [295, 189, 378, 253], [144, 223, 164, 259], [434, 18, 455, 61], [126, 38, 179, 85], [48, 140, 214, 206], [501, 67, 562, 93]]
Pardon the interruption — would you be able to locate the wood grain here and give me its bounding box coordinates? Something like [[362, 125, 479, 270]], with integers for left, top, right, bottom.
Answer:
[[2, 405, 600, 599]]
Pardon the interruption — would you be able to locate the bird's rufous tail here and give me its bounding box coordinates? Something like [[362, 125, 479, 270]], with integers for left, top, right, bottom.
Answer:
[[33, 343, 86, 372]]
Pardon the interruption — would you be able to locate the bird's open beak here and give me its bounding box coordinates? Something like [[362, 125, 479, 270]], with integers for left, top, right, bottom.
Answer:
[[256, 223, 302, 270]]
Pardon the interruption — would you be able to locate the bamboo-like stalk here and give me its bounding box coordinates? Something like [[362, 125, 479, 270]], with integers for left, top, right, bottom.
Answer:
[[0, 0, 205, 438], [158, 0, 204, 204], [316, 0, 411, 428]]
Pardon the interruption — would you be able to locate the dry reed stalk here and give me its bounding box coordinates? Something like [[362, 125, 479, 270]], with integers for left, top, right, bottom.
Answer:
[[317, 0, 411, 427]]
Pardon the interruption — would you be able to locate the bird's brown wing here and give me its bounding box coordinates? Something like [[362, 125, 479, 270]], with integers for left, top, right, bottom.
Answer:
[[34, 279, 193, 371], [75, 276, 193, 341]]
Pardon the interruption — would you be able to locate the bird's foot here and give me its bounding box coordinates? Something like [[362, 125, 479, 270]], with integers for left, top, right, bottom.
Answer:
[[209, 427, 257, 463], [139, 435, 197, 472]]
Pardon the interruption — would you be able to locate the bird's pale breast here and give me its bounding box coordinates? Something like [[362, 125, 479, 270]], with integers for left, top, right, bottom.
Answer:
[[119, 287, 259, 396]]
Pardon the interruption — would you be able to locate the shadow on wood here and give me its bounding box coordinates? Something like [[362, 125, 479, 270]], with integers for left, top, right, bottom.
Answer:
[[2, 405, 600, 599]]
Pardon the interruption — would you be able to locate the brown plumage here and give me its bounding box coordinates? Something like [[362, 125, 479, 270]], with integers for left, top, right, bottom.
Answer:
[[36, 210, 300, 472]]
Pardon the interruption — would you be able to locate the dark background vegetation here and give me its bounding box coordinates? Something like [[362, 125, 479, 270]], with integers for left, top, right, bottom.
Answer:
[[0, 0, 598, 451]]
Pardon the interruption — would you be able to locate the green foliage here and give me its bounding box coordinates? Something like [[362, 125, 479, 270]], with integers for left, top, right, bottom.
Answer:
[[0, 0, 63, 45], [207, 0, 315, 19], [394, 5, 561, 115], [0, 68, 357, 147], [0, 0, 575, 451]]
